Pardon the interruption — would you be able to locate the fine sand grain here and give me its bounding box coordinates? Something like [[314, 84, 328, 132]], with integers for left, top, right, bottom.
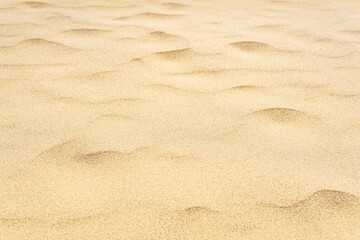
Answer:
[[1, 0, 360, 239]]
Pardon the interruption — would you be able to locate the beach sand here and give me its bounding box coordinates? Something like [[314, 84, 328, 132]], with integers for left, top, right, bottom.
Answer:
[[1, 0, 360, 239]]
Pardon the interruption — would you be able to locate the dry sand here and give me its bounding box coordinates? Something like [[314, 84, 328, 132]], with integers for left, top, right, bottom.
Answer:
[[1, 0, 360, 239]]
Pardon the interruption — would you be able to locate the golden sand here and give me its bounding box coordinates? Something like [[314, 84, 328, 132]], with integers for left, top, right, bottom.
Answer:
[[0, 0, 360, 239]]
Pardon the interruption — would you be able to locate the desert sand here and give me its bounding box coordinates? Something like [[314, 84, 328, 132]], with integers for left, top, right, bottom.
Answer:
[[0, 0, 360, 239]]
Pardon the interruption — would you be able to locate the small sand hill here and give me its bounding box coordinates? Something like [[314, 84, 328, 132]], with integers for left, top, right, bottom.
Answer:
[[19, 1, 53, 8], [253, 24, 287, 31], [34, 140, 125, 166], [120, 31, 188, 52], [0, 38, 81, 65], [214, 85, 269, 98], [225, 85, 265, 92], [141, 48, 232, 73], [60, 29, 110, 37], [238, 190, 360, 240], [230, 41, 276, 52], [277, 190, 360, 212], [117, 12, 186, 21], [239, 108, 323, 149], [139, 48, 207, 72], [36, 139, 134, 167], [17, 38, 74, 50], [249, 108, 316, 124], [144, 31, 184, 41], [228, 41, 300, 61], [154, 48, 196, 60], [162, 2, 189, 9], [36, 140, 89, 161]]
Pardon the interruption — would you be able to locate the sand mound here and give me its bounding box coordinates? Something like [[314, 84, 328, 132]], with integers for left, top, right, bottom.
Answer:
[[154, 48, 195, 60], [0, 38, 81, 64], [162, 2, 189, 9], [35, 140, 90, 165], [74, 151, 126, 165], [230, 41, 275, 52], [225, 85, 266, 92], [170, 207, 225, 223], [117, 12, 186, 21], [253, 24, 286, 30], [145, 31, 182, 41], [250, 108, 315, 123], [19, 1, 52, 8], [121, 31, 187, 50], [183, 206, 216, 213], [17, 38, 75, 50], [140, 48, 210, 73], [289, 190, 360, 210], [68, 4, 138, 13], [146, 83, 201, 95], [35, 140, 134, 166], [60, 29, 110, 36]]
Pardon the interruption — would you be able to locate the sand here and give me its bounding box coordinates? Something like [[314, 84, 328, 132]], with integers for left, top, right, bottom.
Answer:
[[0, 0, 360, 239]]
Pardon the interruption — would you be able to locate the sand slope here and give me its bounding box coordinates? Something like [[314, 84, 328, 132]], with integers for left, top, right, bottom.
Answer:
[[1, 0, 360, 239]]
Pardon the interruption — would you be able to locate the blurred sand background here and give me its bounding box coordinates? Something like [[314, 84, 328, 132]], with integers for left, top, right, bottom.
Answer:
[[0, 0, 360, 239]]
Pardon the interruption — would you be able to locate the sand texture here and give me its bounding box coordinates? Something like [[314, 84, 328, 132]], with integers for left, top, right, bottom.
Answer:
[[1, 0, 360, 239]]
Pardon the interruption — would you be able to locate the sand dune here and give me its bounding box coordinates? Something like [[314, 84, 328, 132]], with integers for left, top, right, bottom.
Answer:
[[1, 0, 360, 239]]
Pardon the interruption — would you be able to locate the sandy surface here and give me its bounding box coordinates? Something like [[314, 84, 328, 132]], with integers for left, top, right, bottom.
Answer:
[[1, 0, 360, 239]]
